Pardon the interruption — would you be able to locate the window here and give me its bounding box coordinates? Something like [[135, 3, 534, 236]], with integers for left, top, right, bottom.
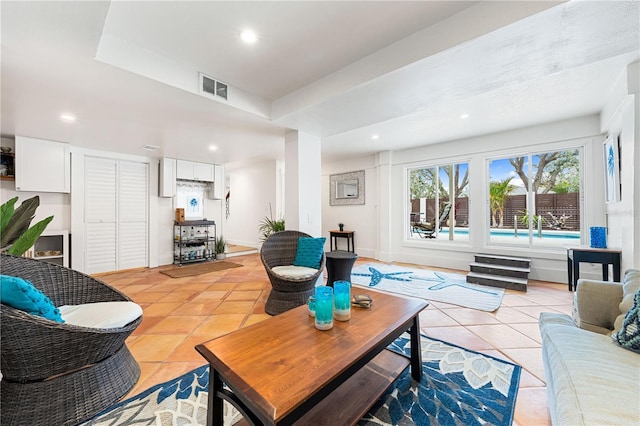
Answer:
[[408, 162, 469, 241], [487, 148, 581, 248]]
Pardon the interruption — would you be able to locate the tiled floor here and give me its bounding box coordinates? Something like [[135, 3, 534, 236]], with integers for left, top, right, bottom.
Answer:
[[98, 253, 573, 426]]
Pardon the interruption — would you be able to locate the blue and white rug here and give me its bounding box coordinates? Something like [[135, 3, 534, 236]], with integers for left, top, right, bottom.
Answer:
[[84, 335, 521, 426], [351, 263, 505, 311]]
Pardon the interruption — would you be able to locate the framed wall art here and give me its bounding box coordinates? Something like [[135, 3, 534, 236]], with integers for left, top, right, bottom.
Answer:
[[603, 135, 621, 203], [330, 170, 365, 206]]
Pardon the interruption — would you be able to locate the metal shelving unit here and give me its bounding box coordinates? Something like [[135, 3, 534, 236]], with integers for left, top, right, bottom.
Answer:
[[174, 220, 216, 265]]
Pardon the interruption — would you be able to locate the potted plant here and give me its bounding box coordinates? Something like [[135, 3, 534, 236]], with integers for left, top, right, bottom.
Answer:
[[215, 236, 227, 260], [258, 204, 285, 241], [338, 223, 344, 231], [1, 196, 53, 256]]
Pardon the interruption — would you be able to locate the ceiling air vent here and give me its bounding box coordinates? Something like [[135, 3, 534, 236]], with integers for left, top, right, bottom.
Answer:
[[199, 73, 228, 101]]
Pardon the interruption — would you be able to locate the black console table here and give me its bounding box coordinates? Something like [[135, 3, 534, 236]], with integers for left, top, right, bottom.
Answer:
[[329, 230, 355, 253], [566, 246, 622, 291]]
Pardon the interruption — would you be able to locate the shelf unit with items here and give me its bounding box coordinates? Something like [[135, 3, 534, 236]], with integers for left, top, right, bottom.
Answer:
[[24, 230, 69, 267], [174, 220, 216, 265], [0, 151, 15, 180]]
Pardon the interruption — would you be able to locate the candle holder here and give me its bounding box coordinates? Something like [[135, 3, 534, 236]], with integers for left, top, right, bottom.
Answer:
[[333, 281, 351, 321], [314, 287, 333, 330], [307, 295, 316, 317], [590, 227, 607, 248]]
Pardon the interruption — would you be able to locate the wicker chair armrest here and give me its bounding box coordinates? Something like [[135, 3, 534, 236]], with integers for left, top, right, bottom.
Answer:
[[0, 305, 141, 381]]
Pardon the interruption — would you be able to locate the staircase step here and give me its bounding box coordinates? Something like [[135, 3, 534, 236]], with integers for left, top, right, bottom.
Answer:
[[474, 253, 531, 269], [466, 272, 528, 292], [469, 262, 530, 278]]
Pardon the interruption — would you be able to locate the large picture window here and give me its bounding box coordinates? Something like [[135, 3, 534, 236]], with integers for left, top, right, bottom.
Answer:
[[408, 162, 469, 241], [488, 148, 582, 248]]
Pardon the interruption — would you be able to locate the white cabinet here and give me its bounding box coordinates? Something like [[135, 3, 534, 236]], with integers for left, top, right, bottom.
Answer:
[[209, 164, 225, 199], [15, 136, 70, 193], [159, 158, 176, 197], [176, 160, 214, 182]]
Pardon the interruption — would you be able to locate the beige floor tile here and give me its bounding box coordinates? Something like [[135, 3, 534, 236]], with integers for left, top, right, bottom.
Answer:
[[147, 315, 207, 334], [513, 387, 551, 426], [243, 314, 272, 327], [192, 314, 246, 337], [491, 306, 539, 324], [225, 290, 263, 301], [170, 302, 221, 316], [213, 300, 257, 314], [129, 335, 185, 362], [500, 348, 546, 382], [142, 302, 182, 317], [418, 308, 459, 327], [442, 308, 502, 325], [422, 326, 494, 350], [467, 324, 540, 349], [508, 323, 542, 344], [190, 290, 231, 302]]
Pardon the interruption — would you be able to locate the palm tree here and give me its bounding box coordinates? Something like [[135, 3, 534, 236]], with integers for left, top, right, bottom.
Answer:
[[489, 177, 516, 228]]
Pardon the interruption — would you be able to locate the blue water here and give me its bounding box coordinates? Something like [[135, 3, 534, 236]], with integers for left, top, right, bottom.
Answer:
[[440, 228, 580, 239]]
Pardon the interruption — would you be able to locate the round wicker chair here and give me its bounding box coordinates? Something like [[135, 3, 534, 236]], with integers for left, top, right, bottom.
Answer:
[[261, 230, 325, 315], [0, 254, 142, 426]]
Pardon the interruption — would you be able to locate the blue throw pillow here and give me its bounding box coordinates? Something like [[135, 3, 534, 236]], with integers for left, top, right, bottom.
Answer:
[[0, 275, 64, 322], [293, 237, 326, 269], [612, 288, 640, 353]]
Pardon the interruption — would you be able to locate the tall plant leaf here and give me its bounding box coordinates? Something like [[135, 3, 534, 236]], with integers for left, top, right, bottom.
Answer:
[[0, 196, 18, 235], [6, 216, 54, 256], [0, 196, 41, 248]]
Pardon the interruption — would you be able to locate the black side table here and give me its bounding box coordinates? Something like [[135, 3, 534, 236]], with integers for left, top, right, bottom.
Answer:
[[329, 230, 355, 253], [325, 251, 358, 287], [566, 246, 622, 291]]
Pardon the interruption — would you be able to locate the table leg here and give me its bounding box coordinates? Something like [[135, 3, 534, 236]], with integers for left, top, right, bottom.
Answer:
[[409, 315, 423, 382], [602, 263, 609, 281], [573, 257, 580, 292], [613, 255, 621, 282], [567, 255, 573, 291], [207, 368, 224, 426]]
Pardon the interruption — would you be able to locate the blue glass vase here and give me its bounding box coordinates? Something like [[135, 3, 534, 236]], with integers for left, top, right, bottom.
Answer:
[[590, 227, 607, 248], [315, 286, 333, 330]]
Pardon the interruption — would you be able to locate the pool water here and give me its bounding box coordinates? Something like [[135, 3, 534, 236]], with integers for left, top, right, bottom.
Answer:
[[439, 228, 580, 239]]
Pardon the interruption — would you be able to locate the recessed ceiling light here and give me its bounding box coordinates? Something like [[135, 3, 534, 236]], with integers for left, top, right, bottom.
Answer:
[[240, 30, 258, 44], [371, 134, 379, 140], [209, 145, 218, 151], [60, 113, 76, 122], [460, 114, 470, 119]]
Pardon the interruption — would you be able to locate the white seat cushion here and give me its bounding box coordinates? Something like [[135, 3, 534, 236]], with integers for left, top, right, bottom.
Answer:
[[59, 301, 142, 329], [272, 265, 318, 279]]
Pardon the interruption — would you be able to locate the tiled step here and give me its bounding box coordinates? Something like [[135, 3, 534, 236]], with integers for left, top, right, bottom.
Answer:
[[466, 272, 528, 292], [474, 254, 531, 269], [469, 261, 530, 279]]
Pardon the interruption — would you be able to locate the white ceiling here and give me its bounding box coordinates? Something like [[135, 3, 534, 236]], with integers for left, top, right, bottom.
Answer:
[[1, 1, 639, 168]]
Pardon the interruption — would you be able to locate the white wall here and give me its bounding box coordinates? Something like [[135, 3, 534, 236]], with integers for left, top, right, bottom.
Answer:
[[600, 61, 639, 270], [323, 115, 608, 283], [322, 155, 378, 258], [224, 160, 280, 249]]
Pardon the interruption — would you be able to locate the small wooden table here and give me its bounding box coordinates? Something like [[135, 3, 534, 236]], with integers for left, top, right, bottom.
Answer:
[[329, 230, 355, 252], [566, 246, 622, 291], [196, 289, 427, 426]]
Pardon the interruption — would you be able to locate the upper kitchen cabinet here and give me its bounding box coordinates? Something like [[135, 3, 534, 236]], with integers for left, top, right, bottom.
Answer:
[[159, 158, 177, 197], [176, 160, 214, 182], [15, 136, 71, 193]]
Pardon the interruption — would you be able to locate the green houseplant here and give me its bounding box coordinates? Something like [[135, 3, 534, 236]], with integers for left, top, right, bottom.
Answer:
[[258, 204, 285, 241], [215, 236, 227, 260], [0, 196, 54, 256]]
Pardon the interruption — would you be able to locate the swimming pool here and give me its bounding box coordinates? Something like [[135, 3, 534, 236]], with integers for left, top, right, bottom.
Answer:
[[439, 228, 581, 239]]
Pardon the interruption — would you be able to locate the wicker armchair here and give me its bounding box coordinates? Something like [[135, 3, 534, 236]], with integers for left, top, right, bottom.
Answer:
[[0, 254, 142, 426], [261, 230, 325, 315]]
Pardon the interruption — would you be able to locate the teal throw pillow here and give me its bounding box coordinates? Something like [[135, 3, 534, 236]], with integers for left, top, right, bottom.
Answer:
[[612, 288, 640, 353], [293, 237, 326, 269], [0, 275, 64, 322]]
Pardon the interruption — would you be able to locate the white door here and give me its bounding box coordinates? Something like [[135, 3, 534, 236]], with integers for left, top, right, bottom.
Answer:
[[84, 157, 148, 274]]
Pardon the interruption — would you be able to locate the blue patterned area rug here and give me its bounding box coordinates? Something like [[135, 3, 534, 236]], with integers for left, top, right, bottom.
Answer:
[[351, 263, 505, 311], [84, 335, 521, 426]]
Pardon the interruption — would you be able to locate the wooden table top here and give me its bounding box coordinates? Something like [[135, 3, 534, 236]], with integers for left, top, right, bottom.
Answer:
[[195, 289, 427, 424]]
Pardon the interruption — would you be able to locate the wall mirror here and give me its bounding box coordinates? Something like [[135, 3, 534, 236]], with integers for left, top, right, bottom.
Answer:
[[330, 170, 365, 206]]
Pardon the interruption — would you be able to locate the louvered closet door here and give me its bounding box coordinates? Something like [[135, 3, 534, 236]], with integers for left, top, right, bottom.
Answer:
[[118, 161, 148, 270], [84, 157, 149, 274], [85, 157, 117, 274]]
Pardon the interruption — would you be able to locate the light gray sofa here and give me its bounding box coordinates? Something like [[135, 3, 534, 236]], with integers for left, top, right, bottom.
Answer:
[[539, 269, 640, 425]]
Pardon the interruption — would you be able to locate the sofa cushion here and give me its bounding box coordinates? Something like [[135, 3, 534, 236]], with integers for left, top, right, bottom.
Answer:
[[293, 237, 325, 269], [613, 269, 640, 334], [540, 312, 640, 425], [0, 274, 64, 322], [272, 265, 318, 279], [612, 289, 640, 353], [59, 301, 142, 329]]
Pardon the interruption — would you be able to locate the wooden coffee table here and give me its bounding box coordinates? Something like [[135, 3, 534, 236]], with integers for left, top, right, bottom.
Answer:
[[196, 289, 427, 426]]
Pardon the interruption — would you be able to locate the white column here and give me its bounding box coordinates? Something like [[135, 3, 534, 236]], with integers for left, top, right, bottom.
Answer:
[[376, 151, 392, 261], [284, 130, 322, 236]]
